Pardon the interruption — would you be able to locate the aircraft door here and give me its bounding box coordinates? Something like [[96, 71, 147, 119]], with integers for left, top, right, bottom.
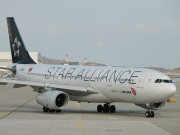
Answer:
[[137, 74, 147, 88]]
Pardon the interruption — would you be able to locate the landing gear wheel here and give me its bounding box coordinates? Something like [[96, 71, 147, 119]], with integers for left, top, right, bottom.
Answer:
[[43, 107, 49, 112], [110, 105, 116, 113], [97, 105, 103, 112], [103, 104, 109, 113], [145, 111, 150, 118], [145, 111, 155, 118], [56, 110, 62, 113], [150, 111, 155, 118], [96, 103, 116, 113], [49, 109, 55, 113]]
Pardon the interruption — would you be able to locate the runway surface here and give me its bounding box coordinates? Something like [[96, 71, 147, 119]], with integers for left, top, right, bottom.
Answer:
[[0, 83, 179, 135]]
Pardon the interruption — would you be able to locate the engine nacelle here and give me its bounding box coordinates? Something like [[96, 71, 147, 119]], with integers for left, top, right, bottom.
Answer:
[[36, 90, 69, 110], [135, 101, 166, 110]]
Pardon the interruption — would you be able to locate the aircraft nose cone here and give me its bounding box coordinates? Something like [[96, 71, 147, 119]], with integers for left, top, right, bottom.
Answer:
[[156, 83, 177, 102], [167, 84, 176, 97]]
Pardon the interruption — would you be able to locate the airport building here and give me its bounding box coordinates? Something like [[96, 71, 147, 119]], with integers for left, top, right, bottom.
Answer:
[[0, 52, 42, 68]]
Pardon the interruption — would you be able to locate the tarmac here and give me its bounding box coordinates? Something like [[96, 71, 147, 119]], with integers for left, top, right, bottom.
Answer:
[[0, 82, 180, 135]]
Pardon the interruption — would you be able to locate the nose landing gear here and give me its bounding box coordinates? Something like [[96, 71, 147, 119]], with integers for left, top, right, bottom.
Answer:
[[145, 103, 155, 118], [145, 111, 155, 118], [97, 103, 116, 113]]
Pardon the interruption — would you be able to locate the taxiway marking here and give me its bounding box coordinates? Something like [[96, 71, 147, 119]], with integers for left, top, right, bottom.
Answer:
[[0, 97, 35, 119]]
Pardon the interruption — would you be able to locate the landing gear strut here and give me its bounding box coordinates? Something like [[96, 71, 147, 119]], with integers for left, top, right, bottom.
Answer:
[[43, 106, 61, 113], [97, 103, 116, 113], [145, 104, 155, 118]]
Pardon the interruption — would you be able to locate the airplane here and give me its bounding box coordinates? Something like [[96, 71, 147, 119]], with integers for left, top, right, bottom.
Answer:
[[0, 17, 177, 118]]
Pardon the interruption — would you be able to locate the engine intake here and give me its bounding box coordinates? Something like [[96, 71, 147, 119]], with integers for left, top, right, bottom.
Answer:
[[36, 90, 69, 110]]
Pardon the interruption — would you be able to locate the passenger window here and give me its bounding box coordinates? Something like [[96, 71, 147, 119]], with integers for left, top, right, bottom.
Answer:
[[159, 79, 162, 83], [155, 79, 159, 83]]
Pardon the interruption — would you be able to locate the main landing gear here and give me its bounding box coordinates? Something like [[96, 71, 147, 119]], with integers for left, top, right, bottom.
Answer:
[[97, 103, 116, 113], [43, 106, 61, 113]]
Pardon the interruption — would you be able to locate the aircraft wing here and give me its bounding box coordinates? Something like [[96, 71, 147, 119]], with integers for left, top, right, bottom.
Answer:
[[0, 78, 99, 96]]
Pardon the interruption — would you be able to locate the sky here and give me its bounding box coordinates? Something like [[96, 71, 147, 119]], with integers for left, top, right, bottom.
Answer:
[[0, 0, 180, 69]]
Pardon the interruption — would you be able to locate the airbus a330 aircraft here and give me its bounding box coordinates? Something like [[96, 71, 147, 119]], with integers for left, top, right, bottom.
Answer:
[[0, 17, 176, 118]]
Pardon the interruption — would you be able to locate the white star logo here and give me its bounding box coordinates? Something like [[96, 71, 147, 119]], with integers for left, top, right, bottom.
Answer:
[[12, 37, 21, 58]]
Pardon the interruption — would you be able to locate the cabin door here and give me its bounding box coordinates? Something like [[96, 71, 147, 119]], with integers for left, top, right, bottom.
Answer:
[[137, 74, 147, 88]]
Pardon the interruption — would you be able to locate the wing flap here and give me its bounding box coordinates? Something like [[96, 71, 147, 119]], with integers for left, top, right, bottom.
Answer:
[[0, 78, 44, 87], [0, 66, 15, 71]]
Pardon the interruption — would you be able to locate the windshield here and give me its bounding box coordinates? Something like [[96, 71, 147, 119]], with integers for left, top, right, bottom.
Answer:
[[155, 79, 173, 83]]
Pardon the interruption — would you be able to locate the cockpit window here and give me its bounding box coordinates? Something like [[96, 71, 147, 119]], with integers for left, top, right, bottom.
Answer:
[[163, 80, 169, 83], [155, 79, 159, 83], [169, 80, 173, 83], [155, 79, 173, 83]]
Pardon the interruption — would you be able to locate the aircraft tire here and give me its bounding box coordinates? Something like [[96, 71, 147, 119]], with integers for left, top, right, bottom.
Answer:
[[49, 109, 56, 113], [103, 104, 109, 113], [56, 110, 62, 113], [145, 111, 155, 118], [145, 111, 150, 118], [110, 105, 116, 113], [97, 105, 103, 112], [43, 107, 49, 112], [150, 111, 155, 118]]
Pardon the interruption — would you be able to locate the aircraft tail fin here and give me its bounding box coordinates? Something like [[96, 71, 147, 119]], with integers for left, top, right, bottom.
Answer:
[[6, 17, 36, 64]]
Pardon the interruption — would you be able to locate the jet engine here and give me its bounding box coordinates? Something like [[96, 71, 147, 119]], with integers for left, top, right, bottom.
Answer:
[[36, 90, 69, 110], [135, 101, 166, 110]]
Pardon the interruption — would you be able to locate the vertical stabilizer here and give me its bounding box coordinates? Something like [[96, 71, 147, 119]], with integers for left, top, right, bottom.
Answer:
[[7, 17, 36, 64]]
